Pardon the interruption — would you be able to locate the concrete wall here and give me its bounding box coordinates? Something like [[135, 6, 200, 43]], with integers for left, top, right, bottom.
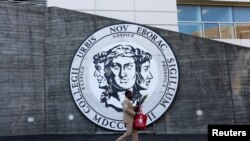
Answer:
[[0, 2, 250, 138], [215, 39, 250, 48], [0, 3, 45, 136]]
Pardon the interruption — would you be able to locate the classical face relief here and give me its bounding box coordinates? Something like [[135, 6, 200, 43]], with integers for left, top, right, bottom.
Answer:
[[94, 62, 107, 88], [139, 61, 153, 90], [110, 56, 136, 90]]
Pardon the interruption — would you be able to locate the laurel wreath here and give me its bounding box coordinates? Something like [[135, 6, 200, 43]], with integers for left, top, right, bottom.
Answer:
[[138, 94, 148, 105]]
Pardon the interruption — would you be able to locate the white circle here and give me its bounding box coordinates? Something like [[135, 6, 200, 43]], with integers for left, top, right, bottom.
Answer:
[[196, 110, 203, 116], [27, 117, 34, 123], [68, 114, 74, 120], [70, 24, 179, 131]]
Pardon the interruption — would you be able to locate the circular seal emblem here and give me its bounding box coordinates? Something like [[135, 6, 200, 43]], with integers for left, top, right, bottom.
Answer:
[[70, 24, 179, 131]]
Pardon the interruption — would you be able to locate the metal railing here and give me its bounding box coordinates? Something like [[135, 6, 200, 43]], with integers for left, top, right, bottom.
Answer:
[[178, 21, 250, 39]]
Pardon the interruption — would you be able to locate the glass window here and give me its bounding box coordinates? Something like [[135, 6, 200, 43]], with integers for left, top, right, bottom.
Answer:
[[233, 7, 250, 22], [178, 5, 250, 39], [204, 23, 220, 39], [178, 5, 201, 21], [220, 24, 235, 39], [202, 6, 233, 22], [179, 23, 203, 37], [235, 23, 250, 39]]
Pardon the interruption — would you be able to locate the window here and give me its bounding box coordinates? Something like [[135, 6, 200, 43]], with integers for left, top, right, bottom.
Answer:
[[204, 23, 219, 39], [235, 23, 250, 39], [202, 6, 233, 22], [233, 7, 250, 39], [179, 23, 203, 37], [178, 5, 202, 37], [177, 5, 250, 39], [233, 7, 250, 22], [178, 5, 201, 21], [220, 24, 235, 39]]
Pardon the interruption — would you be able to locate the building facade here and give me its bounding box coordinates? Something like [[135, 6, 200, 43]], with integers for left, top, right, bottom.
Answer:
[[47, 0, 250, 47], [0, 2, 250, 140]]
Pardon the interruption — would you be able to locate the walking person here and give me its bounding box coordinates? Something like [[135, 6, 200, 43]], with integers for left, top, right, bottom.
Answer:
[[116, 90, 138, 141]]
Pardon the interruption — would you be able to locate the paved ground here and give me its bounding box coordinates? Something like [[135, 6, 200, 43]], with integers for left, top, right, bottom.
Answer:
[[0, 134, 207, 141]]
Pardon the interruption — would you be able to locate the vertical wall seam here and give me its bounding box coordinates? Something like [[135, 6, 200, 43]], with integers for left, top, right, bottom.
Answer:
[[133, 0, 136, 22], [43, 7, 47, 134], [224, 45, 236, 124], [165, 114, 167, 134]]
